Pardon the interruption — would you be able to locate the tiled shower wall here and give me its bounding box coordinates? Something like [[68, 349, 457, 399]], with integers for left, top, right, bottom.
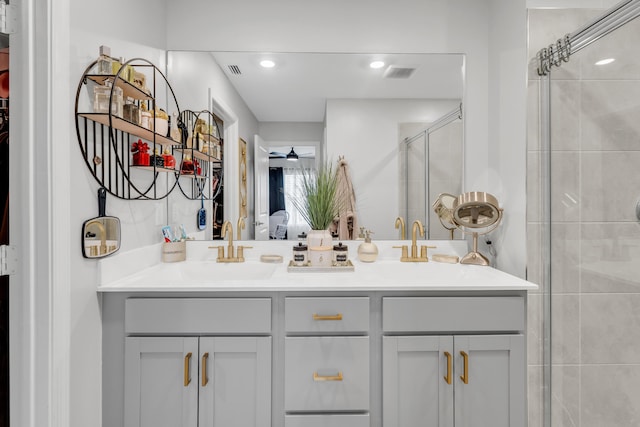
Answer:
[[527, 8, 640, 427]]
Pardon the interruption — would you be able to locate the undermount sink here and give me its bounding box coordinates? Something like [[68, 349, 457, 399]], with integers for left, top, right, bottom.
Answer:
[[178, 260, 279, 282]]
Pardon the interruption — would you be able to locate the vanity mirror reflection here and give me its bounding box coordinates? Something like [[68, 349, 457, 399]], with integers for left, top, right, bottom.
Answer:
[[167, 51, 464, 240]]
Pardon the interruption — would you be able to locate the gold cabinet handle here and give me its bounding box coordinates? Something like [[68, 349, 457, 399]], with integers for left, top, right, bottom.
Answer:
[[312, 313, 343, 321], [460, 351, 469, 384], [313, 371, 343, 381], [201, 352, 209, 387], [184, 352, 192, 387], [444, 351, 452, 385]]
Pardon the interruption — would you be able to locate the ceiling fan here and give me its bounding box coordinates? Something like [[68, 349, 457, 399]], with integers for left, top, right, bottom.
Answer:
[[269, 146, 315, 160]]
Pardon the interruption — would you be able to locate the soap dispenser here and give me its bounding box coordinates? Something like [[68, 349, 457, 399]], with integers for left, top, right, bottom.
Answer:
[[357, 230, 378, 263]]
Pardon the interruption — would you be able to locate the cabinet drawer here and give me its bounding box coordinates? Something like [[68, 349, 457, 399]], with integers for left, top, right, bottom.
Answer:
[[383, 297, 524, 332], [284, 337, 369, 411], [285, 414, 370, 427], [285, 297, 369, 333], [125, 298, 271, 334]]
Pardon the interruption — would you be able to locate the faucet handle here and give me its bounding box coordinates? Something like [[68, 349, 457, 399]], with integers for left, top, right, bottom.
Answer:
[[392, 245, 409, 259], [209, 245, 225, 261], [420, 245, 437, 261], [236, 245, 253, 261]]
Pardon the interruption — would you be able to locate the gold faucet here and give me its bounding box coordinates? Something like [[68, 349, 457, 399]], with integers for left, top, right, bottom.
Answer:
[[395, 216, 406, 240], [237, 216, 246, 241], [222, 220, 235, 259], [393, 219, 435, 262], [86, 220, 107, 256], [410, 220, 424, 258], [210, 220, 252, 262]]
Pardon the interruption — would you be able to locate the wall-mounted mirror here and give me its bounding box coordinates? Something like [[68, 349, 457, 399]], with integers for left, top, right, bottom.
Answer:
[[81, 188, 121, 258], [167, 51, 465, 240], [82, 217, 121, 258]]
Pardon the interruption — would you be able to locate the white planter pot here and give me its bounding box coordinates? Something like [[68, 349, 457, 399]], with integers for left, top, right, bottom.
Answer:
[[307, 229, 333, 267]]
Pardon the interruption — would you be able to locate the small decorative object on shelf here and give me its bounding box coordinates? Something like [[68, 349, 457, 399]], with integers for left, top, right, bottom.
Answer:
[[123, 98, 139, 125], [162, 148, 175, 169], [170, 112, 181, 142], [180, 155, 194, 174], [131, 140, 150, 166], [93, 82, 123, 117], [97, 45, 113, 75], [139, 102, 151, 130], [149, 149, 164, 168], [153, 109, 169, 136]]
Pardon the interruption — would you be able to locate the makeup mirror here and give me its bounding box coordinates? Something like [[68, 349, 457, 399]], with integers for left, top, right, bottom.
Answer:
[[82, 188, 121, 258], [82, 217, 121, 258]]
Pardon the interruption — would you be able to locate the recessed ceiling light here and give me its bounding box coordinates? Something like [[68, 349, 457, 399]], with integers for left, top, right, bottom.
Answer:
[[370, 61, 385, 69], [595, 58, 615, 66], [260, 60, 275, 68]]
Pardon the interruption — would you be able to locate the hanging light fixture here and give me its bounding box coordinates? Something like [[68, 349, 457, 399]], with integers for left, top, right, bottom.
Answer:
[[286, 147, 299, 161]]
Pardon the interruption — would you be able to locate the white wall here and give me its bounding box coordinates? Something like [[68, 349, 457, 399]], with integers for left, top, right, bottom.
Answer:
[[484, 0, 528, 274], [325, 99, 459, 239], [527, 0, 618, 7], [70, 1, 168, 426]]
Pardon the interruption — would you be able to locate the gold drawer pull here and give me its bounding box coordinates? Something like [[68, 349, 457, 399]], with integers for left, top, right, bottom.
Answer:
[[460, 351, 469, 384], [184, 352, 192, 387], [201, 352, 209, 387], [312, 313, 343, 321], [313, 371, 343, 381], [444, 351, 452, 385]]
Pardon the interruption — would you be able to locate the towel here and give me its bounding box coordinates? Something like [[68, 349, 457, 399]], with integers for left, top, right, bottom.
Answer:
[[332, 156, 358, 240]]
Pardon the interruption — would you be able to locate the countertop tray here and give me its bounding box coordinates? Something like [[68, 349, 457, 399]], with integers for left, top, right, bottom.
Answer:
[[287, 260, 355, 273]]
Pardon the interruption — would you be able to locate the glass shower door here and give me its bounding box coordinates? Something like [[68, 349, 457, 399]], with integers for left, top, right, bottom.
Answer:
[[543, 11, 640, 426]]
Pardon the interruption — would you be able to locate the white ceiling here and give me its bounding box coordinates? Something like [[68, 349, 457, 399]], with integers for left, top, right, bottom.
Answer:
[[210, 52, 464, 123]]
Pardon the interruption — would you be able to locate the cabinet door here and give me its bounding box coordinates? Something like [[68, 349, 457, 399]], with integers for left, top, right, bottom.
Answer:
[[199, 337, 271, 427], [124, 337, 198, 427], [454, 334, 525, 427], [383, 336, 454, 427]]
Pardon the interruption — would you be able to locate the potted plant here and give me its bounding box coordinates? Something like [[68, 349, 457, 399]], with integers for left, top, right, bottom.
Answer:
[[290, 161, 342, 266]]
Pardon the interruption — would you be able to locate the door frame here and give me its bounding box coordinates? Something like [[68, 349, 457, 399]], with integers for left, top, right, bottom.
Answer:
[[10, 0, 72, 426]]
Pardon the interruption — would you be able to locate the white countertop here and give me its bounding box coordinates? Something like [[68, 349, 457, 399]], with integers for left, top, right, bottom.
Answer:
[[97, 240, 538, 292]]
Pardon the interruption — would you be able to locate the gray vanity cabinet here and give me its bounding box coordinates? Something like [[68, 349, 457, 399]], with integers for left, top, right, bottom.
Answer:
[[283, 297, 370, 426], [123, 298, 272, 427], [124, 336, 199, 427], [382, 297, 526, 427], [105, 293, 530, 427]]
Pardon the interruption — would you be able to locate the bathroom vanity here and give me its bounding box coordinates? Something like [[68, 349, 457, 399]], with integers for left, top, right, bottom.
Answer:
[[99, 240, 536, 427]]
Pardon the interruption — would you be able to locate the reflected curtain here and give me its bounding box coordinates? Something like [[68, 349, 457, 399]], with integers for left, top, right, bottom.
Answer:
[[269, 167, 285, 215]]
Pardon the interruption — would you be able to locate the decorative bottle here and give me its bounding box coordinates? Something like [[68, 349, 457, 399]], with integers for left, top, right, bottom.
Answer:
[[96, 45, 113, 75], [357, 230, 378, 263]]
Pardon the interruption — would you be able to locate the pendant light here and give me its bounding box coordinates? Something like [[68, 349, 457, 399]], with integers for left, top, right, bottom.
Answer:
[[286, 147, 299, 161]]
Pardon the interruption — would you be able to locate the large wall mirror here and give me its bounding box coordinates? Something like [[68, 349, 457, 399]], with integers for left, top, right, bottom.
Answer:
[[167, 51, 464, 240]]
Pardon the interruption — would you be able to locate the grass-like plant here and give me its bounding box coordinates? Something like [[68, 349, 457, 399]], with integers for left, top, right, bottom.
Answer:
[[290, 162, 342, 230]]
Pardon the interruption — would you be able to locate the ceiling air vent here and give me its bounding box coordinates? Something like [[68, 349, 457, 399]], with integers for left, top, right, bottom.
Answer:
[[228, 65, 242, 75], [383, 66, 416, 79]]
